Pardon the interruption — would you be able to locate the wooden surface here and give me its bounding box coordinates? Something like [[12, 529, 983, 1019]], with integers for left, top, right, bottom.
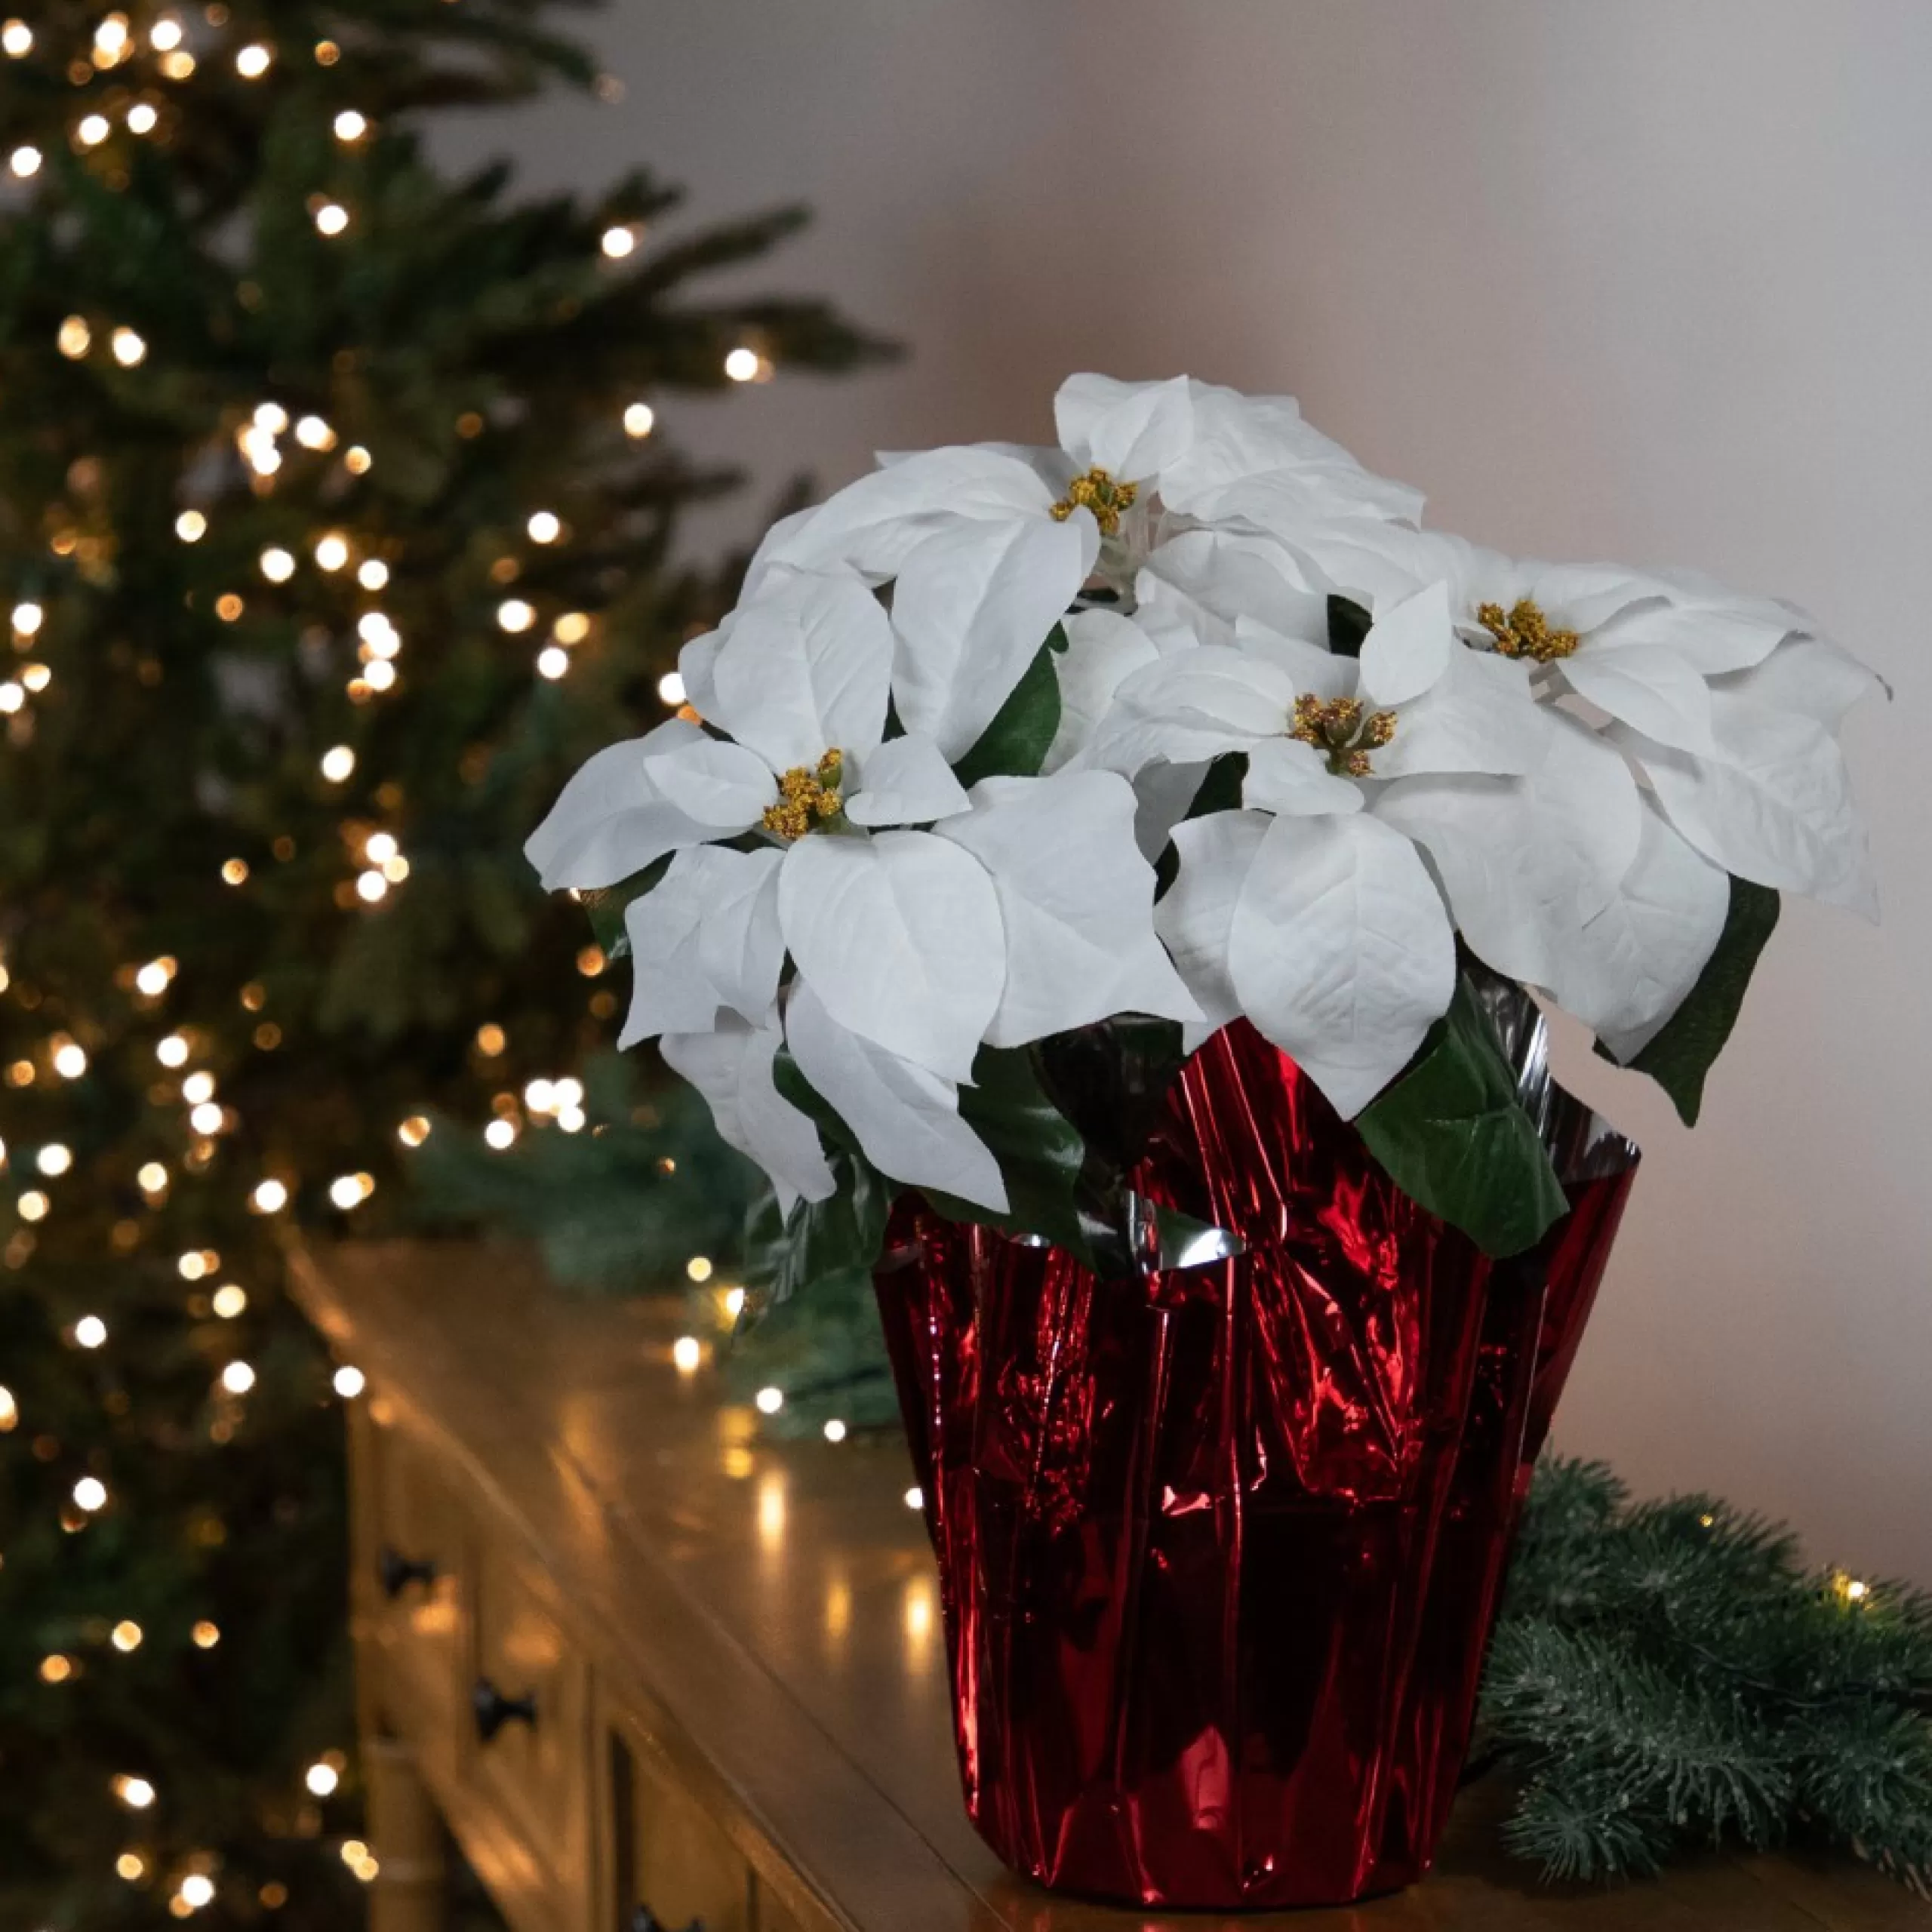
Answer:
[[292, 1239, 1929, 1932]]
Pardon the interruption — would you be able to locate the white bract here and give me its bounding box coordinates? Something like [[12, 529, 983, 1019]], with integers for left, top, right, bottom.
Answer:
[[531, 373, 1878, 1223]]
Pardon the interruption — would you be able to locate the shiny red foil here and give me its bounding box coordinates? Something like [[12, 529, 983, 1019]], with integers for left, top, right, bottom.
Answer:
[[873, 1018, 1636, 1910]]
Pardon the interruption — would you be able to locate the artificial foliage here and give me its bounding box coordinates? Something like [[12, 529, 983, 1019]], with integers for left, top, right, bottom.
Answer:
[[0, 2, 884, 1922], [1479, 1458, 1932, 1888]]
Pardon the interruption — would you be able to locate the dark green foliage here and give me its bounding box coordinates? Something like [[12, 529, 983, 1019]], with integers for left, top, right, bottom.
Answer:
[[947, 625, 1066, 789], [1482, 1459, 1932, 1887], [0, 2, 884, 1921], [717, 1265, 900, 1441], [1358, 974, 1567, 1257], [1616, 878, 1781, 1126]]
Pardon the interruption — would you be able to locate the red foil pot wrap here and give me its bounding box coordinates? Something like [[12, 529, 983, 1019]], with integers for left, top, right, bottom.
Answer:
[[873, 1014, 1637, 1911]]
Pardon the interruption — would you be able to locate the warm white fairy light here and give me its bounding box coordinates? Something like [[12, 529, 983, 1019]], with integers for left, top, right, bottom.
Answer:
[[355, 869, 388, 903], [126, 103, 158, 136], [11, 600, 41, 636], [600, 224, 635, 259], [73, 1475, 108, 1512], [363, 657, 397, 693], [78, 115, 112, 149], [365, 832, 398, 866], [356, 611, 399, 655], [314, 533, 349, 572], [111, 1619, 143, 1653], [175, 509, 206, 543], [672, 1335, 702, 1373], [235, 43, 272, 78], [823, 1418, 848, 1443], [0, 681, 22, 714], [155, 1033, 189, 1068], [314, 202, 349, 237], [328, 1172, 374, 1209], [239, 423, 281, 476], [623, 401, 654, 438], [345, 445, 372, 474], [178, 1875, 214, 1909], [138, 1162, 169, 1195], [259, 546, 296, 583], [53, 1042, 88, 1078], [1, 20, 30, 57], [553, 611, 591, 645], [497, 598, 536, 634], [94, 14, 131, 60], [75, 1315, 107, 1349], [58, 316, 91, 359], [219, 1361, 255, 1395], [109, 327, 146, 368], [150, 19, 183, 53], [535, 645, 568, 681], [135, 960, 170, 997], [35, 1144, 71, 1177], [16, 1188, 48, 1220], [159, 47, 193, 78], [18, 661, 48, 693], [9, 144, 40, 178], [319, 744, 355, 783], [305, 1761, 340, 1798], [755, 1386, 784, 1415], [296, 414, 336, 451], [333, 109, 368, 143], [182, 1072, 214, 1105], [357, 558, 389, 591], [397, 1115, 431, 1148], [333, 1364, 365, 1398], [724, 346, 765, 383], [484, 1118, 517, 1150], [527, 510, 561, 543], [254, 401, 289, 434], [724, 1286, 747, 1319], [189, 1100, 223, 1134], [211, 1284, 246, 1318], [657, 671, 688, 707], [249, 1179, 289, 1214], [114, 1774, 155, 1810]]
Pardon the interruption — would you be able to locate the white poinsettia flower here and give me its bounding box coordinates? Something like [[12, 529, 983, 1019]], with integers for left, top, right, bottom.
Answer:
[[1100, 582, 1548, 1115]]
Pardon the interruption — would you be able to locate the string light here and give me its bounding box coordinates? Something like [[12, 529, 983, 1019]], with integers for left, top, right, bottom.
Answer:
[[249, 1180, 288, 1214], [110, 1620, 143, 1653], [11, 600, 42, 637], [254, 401, 289, 435], [113, 1775, 155, 1810], [127, 103, 158, 136], [35, 1145, 72, 1177], [189, 1100, 223, 1134], [904, 1486, 924, 1511], [823, 1419, 848, 1443], [657, 671, 687, 706], [9, 144, 40, 178], [304, 1761, 340, 1797], [344, 445, 372, 474], [1, 20, 30, 58], [259, 546, 295, 583], [724, 346, 767, 383], [313, 202, 349, 237], [483, 1118, 516, 1150], [235, 43, 272, 78], [0, 1386, 15, 1430], [601, 225, 635, 259], [211, 1284, 246, 1318], [17, 660, 47, 693], [110, 327, 147, 368], [159, 47, 193, 78], [672, 1336, 702, 1374], [150, 19, 183, 53], [724, 1287, 746, 1319], [333, 110, 368, 143], [117, 1852, 146, 1881], [179, 1875, 215, 1909], [53, 1041, 87, 1078], [73, 1476, 108, 1512], [475, 1023, 506, 1056], [755, 1386, 784, 1415], [328, 1172, 373, 1209], [16, 1186, 47, 1220], [687, 1254, 714, 1283], [94, 14, 130, 61], [58, 316, 92, 359], [396, 1116, 430, 1147], [75, 1315, 107, 1349], [623, 401, 655, 438], [319, 745, 355, 783], [355, 870, 387, 903], [497, 598, 536, 633], [78, 115, 112, 149], [0, 681, 23, 715], [295, 414, 336, 451], [175, 509, 207, 543], [357, 558, 389, 591], [332, 1364, 365, 1398], [156, 1034, 190, 1068], [219, 1361, 254, 1395], [554, 611, 591, 645], [313, 533, 349, 572], [535, 646, 568, 680], [192, 1621, 220, 1649], [527, 510, 561, 543], [182, 1072, 214, 1104], [135, 958, 173, 996], [40, 1654, 74, 1683]]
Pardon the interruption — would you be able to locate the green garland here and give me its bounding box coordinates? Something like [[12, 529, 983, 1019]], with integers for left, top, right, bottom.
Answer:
[[1481, 1457, 1932, 1887]]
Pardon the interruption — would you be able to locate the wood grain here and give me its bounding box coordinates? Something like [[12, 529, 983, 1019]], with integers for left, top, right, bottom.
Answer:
[[292, 1239, 1928, 1932]]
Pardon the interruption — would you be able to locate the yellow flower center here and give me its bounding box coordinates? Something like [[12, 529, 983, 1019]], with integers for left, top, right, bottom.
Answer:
[[1475, 596, 1579, 663], [1049, 466, 1138, 537], [761, 749, 845, 841], [1288, 694, 1397, 778]]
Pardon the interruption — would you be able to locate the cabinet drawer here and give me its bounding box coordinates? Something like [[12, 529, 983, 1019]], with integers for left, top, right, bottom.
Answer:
[[612, 1726, 754, 1932], [366, 1417, 469, 1785], [472, 1538, 589, 1899]]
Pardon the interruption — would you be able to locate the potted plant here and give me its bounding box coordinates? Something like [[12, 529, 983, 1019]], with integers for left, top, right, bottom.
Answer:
[[525, 374, 1878, 1909]]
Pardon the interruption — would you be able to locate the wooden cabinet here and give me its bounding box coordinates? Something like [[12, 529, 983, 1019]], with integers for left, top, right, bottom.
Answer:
[[297, 1241, 1930, 1932]]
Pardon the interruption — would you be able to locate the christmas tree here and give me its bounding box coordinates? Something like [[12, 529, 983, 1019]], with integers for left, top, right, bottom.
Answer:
[[0, 2, 885, 1921]]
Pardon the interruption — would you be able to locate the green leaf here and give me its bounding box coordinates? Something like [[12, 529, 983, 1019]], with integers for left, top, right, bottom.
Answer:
[[949, 626, 1065, 788], [1616, 878, 1780, 1127], [1358, 977, 1568, 1257], [924, 1041, 1094, 1260], [580, 854, 670, 961], [1328, 594, 1374, 658], [740, 1146, 892, 1306]]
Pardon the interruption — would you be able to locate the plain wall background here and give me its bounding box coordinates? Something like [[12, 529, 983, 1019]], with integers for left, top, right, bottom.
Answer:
[[444, 2, 1930, 1579]]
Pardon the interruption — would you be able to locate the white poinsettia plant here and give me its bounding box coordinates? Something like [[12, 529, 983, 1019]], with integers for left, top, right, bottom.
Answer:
[[528, 374, 1878, 1274]]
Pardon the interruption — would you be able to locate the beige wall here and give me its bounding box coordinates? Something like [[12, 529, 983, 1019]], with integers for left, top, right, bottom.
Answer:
[[450, 2, 1930, 1577]]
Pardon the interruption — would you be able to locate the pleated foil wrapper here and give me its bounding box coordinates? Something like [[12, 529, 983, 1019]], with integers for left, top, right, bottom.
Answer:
[[873, 1002, 1637, 1910]]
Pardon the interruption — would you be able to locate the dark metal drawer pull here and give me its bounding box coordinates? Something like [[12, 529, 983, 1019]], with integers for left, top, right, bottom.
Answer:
[[377, 1544, 437, 1599], [471, 1677, 537, 1743]]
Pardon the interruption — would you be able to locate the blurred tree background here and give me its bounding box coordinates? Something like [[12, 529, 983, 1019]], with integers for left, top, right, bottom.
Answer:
[[0, 0, 885, 1921]]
